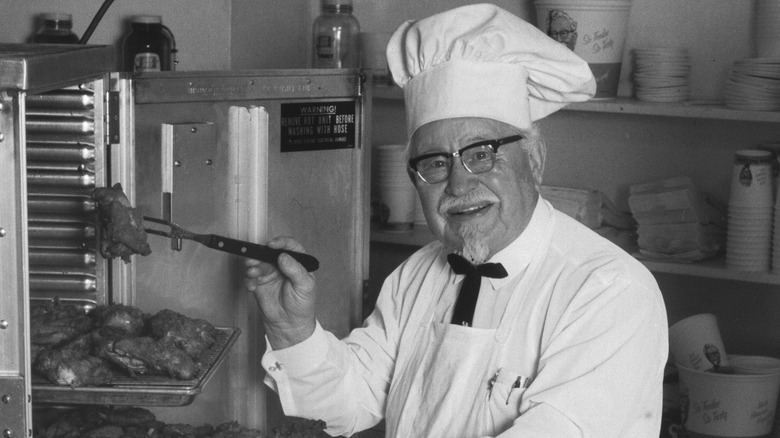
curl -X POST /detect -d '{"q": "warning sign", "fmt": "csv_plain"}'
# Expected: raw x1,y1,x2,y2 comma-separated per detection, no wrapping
280,100,357,152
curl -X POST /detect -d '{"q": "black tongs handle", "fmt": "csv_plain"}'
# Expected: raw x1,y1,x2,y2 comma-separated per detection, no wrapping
205,234,320,272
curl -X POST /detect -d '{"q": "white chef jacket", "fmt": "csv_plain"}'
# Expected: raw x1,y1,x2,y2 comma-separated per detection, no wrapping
262,198,669,437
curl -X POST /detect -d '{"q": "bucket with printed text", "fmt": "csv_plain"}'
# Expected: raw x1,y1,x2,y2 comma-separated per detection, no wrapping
677,358,780,437
534,0,632,99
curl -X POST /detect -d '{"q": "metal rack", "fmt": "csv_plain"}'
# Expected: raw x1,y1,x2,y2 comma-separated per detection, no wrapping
32,326,240,407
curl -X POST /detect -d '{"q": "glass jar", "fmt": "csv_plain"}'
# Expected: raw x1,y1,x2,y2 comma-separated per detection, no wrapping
312,0,360,69
33,13,79,44
122,15,173,72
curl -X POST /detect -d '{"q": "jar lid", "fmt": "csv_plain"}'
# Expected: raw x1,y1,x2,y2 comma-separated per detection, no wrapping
132,15,163,24
41,13,73,22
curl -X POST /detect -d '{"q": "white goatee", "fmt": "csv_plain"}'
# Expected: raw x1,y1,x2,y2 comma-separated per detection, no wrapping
458,223,489,264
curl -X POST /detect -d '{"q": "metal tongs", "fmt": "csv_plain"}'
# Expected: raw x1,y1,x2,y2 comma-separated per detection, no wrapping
143,216,320,272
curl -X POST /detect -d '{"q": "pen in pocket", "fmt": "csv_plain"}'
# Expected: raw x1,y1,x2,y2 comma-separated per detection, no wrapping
505,375,532,405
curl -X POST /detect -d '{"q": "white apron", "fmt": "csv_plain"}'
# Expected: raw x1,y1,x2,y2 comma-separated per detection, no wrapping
384,235,548,438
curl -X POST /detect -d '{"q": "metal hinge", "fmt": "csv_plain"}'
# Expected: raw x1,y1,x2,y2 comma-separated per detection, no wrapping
106,91,120,144
358,72,367,97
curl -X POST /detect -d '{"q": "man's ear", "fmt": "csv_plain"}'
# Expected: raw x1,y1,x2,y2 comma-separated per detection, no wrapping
527,138,546,188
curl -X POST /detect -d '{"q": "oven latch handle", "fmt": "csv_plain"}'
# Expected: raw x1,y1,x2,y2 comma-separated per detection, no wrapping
106,91,120,145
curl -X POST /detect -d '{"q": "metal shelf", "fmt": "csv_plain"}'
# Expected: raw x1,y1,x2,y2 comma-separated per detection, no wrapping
373,85,780,123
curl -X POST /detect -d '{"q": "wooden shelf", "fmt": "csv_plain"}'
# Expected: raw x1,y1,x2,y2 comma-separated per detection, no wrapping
371,226,780,286
565,99,780,123
372,85,780,124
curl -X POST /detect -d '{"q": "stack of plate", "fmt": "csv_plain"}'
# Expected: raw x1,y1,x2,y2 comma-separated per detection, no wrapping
756,0,780,58
632,48,691,103
724,58,780,111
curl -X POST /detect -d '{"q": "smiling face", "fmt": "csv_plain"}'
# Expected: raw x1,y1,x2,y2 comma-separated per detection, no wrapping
409,117,545,263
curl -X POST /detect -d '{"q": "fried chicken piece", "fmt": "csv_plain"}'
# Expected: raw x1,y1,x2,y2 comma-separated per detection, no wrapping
30,300,94,348
40,406,109,438
104,406,157,428
123,424,166,438
272,418,327,438
160,423,214,438
91,303,146,336
82,425,124,438
34,343,114,387
100,336,198,380
93,183,151,263
148,309,218,360
211,421,265,438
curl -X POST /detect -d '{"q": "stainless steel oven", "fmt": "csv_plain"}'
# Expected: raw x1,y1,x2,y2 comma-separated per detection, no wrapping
0,43,369,435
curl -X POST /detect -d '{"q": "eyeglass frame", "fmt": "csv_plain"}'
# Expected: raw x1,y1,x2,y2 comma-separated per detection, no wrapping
407,134,524,184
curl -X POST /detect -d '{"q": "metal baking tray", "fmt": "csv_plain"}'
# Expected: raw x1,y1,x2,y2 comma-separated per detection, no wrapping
32,326,240,406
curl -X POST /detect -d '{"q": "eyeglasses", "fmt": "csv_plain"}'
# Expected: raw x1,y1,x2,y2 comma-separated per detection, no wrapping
408,135,524,184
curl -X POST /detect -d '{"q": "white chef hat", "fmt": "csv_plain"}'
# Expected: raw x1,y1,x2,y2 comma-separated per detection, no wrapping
386,3,596,138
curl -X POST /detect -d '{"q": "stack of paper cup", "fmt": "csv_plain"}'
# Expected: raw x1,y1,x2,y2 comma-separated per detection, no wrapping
756,0,780,58
374,144,416,231
726,150,774,272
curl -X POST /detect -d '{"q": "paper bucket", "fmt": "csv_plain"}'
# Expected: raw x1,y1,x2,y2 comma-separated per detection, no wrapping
669,314,730,371
677,363,780,437
534,0,632,99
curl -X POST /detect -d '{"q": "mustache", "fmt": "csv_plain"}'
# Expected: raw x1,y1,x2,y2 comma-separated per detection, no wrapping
438,191,499,215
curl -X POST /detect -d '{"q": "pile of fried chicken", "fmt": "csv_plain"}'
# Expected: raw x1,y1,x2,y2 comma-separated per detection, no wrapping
31,300,218,387
34,406,327,438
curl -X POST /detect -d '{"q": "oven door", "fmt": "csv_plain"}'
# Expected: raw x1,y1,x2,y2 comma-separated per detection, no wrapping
0,43,115,438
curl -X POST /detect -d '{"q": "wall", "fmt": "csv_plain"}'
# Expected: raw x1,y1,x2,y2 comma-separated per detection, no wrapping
229,0,530,70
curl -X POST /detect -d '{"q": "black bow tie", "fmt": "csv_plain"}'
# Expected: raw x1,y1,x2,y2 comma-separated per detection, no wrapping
447,253,508,327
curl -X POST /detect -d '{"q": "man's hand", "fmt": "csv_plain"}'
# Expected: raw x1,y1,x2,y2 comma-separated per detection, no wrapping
244,237,317,349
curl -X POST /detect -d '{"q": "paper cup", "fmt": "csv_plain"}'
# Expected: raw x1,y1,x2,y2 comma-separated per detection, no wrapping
677,363,780,437
729,150,774,208
669,314,729,371
534,0,632,99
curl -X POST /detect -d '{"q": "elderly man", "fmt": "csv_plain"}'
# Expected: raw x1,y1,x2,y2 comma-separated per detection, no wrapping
244,4,668,437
